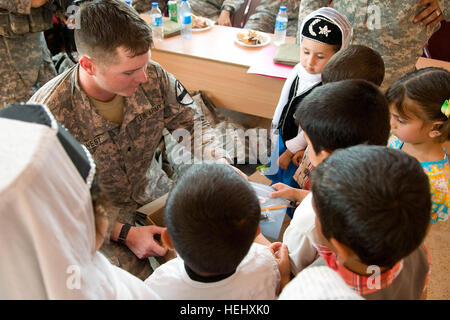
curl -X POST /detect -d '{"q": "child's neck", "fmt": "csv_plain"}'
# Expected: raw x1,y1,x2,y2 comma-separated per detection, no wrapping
343,258,389,277
402,140,446,163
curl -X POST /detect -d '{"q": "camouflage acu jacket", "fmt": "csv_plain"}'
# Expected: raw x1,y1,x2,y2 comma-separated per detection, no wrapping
0,1,56,107
132,0,244,20
29,61,230,224
244,0,300,37
296,0,447,88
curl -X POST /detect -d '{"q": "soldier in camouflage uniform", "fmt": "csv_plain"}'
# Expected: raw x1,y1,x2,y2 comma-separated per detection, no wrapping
132,0,244,26
244,0,300,37
30,0,232,280
296,0,447,89
0,0,57,108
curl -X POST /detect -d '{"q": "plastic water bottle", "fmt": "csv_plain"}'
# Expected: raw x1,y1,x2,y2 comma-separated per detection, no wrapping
150,2,164,42
179,0,192,40
274,6,288,46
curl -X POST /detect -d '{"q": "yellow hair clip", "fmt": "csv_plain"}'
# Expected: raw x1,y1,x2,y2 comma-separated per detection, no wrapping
441,100,450,118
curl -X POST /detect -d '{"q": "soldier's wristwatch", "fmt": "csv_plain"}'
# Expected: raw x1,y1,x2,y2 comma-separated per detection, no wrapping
117,223,132,245
222,5,234,14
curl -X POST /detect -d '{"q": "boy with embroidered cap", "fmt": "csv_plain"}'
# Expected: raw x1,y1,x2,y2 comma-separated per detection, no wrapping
266,7,352,190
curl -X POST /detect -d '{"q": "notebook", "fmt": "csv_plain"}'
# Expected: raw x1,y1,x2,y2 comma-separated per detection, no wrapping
273,43,300,66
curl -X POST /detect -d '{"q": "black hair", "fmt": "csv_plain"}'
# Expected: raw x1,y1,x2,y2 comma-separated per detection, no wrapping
295,79,390,154
311,145,431,268
386,67,450,142
164,164,261,275
322,45,385,86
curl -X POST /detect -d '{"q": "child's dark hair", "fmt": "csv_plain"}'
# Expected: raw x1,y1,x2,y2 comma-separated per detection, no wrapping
322,45,385,86
311,145,431,268
295,79,390,154
164,164,261,275
386,67,450,142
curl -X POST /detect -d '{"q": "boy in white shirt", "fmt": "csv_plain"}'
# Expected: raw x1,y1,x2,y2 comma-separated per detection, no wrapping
278,79,390,274
145,164,290,299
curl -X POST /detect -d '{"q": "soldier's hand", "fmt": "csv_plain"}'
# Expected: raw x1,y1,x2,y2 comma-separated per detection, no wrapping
215,158,248,180
31,0,49,8
413,0,444,28
126,225,168,259
216,10,232,26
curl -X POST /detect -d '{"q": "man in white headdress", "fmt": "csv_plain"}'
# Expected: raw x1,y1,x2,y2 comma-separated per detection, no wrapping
0,103,160,299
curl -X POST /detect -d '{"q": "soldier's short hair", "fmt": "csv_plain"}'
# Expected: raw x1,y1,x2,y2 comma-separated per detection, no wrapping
75,0,152,63
322,45,385,86
164,164,261,275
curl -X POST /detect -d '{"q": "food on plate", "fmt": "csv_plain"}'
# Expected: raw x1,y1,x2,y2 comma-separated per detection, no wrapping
192,15,209,29
236,30,264,45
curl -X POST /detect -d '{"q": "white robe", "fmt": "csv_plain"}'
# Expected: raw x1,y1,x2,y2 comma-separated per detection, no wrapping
0,118,160,299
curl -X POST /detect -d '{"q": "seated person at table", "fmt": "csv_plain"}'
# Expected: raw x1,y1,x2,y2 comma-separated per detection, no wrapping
292,44,386,190
387,67,450,224
266,7,351,190
244,0,299,36
132,0,244,27
29,0,235,280
310,145,430,299
279,80,390,275
144,164,290,299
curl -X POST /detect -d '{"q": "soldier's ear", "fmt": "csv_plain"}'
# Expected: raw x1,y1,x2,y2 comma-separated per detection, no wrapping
79,55,96,76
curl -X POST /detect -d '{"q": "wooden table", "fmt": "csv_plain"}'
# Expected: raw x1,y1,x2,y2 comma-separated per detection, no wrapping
148,23,295,119
416,57,450,71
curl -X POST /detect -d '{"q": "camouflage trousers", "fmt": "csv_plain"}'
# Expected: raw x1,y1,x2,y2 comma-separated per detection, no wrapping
0,32,56,108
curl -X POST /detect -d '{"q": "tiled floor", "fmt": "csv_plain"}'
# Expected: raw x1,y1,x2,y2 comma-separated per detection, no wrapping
424,220,449,299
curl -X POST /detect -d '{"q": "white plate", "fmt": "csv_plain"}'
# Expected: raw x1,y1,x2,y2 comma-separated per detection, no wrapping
192,17,214,32
235,31,271,48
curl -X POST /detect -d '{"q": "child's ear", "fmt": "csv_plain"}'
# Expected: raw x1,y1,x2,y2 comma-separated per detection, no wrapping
330,238,353,265
161,228,174,249
317,150,331,163
255,224,261,237
429,121,444,139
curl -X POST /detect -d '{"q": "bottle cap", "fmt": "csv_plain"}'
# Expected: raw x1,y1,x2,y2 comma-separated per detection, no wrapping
152,2,158,7
280,6,286,11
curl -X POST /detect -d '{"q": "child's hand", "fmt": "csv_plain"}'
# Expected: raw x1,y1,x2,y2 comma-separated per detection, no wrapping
270,183,310,205
278,150,294,170
269,242,290,291
292,150,305,167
